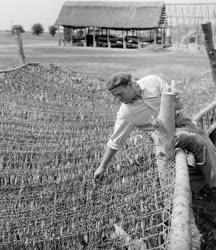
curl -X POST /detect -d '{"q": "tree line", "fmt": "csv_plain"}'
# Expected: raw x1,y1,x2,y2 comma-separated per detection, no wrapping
11,24,57,36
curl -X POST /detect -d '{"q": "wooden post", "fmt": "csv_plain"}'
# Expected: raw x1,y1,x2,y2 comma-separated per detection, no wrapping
15,31,26,65
70,27,73,46
93,27,96,47
58,26,61,46
163,27,167,47
84,28,87,47
154,28,157,44
169,9,174,46
161,28,164,46
151,90,176,186
122,29,126,49
138,30,141,49
107,29,111,48
201,22,216,89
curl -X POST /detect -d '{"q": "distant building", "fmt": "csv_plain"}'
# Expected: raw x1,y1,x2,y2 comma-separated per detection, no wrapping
55,1,168,48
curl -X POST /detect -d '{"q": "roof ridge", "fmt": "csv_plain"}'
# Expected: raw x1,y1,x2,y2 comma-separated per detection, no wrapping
64,1,165,7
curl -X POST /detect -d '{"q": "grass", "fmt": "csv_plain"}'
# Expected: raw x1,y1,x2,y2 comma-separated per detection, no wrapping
0,31,215,118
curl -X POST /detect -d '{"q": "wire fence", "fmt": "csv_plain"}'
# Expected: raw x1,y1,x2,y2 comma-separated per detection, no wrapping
166,2,216,47
0,64,175,249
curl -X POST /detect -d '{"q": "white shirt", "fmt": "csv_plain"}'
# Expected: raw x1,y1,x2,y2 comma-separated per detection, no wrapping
107,75,169,150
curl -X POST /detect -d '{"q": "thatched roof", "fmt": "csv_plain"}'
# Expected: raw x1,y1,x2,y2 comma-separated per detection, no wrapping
55,1,166,29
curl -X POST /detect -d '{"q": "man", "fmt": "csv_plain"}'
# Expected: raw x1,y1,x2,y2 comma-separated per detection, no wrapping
94,73,216,193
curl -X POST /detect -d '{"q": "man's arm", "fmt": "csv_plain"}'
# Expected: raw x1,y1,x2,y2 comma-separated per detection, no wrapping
94,146,117,181
94,105,135,182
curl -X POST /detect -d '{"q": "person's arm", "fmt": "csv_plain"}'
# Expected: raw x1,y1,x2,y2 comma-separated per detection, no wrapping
94,109,135,181
94,146,117,181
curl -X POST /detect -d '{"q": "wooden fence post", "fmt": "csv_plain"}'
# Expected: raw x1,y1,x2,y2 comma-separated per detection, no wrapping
201,22,216,89
16,31,26,65
151,90,176,186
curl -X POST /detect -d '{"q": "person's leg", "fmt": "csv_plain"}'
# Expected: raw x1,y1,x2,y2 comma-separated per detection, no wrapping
188,165,207,193
176,133,209,192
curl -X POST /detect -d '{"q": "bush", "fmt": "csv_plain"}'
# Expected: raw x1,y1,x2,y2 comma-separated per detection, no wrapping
49,25,57,37
11,25,25,35
32,23,44,36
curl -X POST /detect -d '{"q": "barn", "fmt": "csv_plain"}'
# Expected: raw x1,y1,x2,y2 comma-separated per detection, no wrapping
55,1,168,48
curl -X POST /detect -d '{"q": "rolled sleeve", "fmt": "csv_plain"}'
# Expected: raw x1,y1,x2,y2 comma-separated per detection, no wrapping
138,75,169,98
158,77,169,93
151,75,169,95
107,114,134,150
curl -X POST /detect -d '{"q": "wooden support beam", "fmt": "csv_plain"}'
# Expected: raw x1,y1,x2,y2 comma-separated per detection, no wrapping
201,22,216,89
58,26,61,47
16,31,26,64
161,28,166,47
122,30,126,49
138,30,141,49
70,27,73,46
93,27,96,47
84,28,87,47
154,28,157,44
107,29,111,48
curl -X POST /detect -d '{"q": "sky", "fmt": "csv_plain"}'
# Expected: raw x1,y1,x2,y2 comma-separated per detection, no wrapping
0,0,215,31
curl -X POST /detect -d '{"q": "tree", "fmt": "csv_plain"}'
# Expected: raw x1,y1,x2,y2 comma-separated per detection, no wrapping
49,25,57,37
11,25,25,35
32,23,44,36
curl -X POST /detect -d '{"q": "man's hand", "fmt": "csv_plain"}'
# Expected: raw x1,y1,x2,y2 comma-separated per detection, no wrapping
175,93,183,111
94,147,117,183
94,166,106,182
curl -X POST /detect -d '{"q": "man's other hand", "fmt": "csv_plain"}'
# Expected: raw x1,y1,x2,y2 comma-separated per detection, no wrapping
94,166,106,182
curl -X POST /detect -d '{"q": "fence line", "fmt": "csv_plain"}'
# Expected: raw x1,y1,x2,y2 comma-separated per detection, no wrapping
166,3,216,47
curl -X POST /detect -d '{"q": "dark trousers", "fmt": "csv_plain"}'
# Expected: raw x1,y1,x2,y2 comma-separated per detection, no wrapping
176,132,216,192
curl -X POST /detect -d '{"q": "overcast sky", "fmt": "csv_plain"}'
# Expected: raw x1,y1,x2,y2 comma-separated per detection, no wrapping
0,0,215,31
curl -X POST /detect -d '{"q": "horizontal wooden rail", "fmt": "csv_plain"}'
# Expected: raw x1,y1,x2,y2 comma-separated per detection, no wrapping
168,148,192,250
207,122,216,135
193,100,216,122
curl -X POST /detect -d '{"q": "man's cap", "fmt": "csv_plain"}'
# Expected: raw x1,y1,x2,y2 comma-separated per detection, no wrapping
106,73,132,90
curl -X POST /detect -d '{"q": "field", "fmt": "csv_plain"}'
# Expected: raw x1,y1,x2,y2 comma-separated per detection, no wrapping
0,31,211,77
0,31,216,249
0,31,215,117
